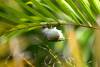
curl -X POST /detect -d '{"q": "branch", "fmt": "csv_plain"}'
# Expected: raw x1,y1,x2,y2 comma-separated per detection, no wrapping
0,20,98,37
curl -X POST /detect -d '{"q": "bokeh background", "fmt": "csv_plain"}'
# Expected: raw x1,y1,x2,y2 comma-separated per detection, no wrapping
0,0,100,67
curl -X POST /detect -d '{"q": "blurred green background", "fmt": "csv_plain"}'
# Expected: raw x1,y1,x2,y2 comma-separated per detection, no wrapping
0,0,100,67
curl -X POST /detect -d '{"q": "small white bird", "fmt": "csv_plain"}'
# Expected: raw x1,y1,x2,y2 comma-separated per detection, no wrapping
42,27,65,41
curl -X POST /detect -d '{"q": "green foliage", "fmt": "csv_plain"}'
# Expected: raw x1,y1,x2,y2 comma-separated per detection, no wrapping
0,0,100,67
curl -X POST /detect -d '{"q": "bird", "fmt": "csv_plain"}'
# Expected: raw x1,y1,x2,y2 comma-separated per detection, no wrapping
42,27,65,41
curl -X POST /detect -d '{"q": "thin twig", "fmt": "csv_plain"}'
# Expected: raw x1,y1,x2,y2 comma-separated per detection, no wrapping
23,58,35,67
